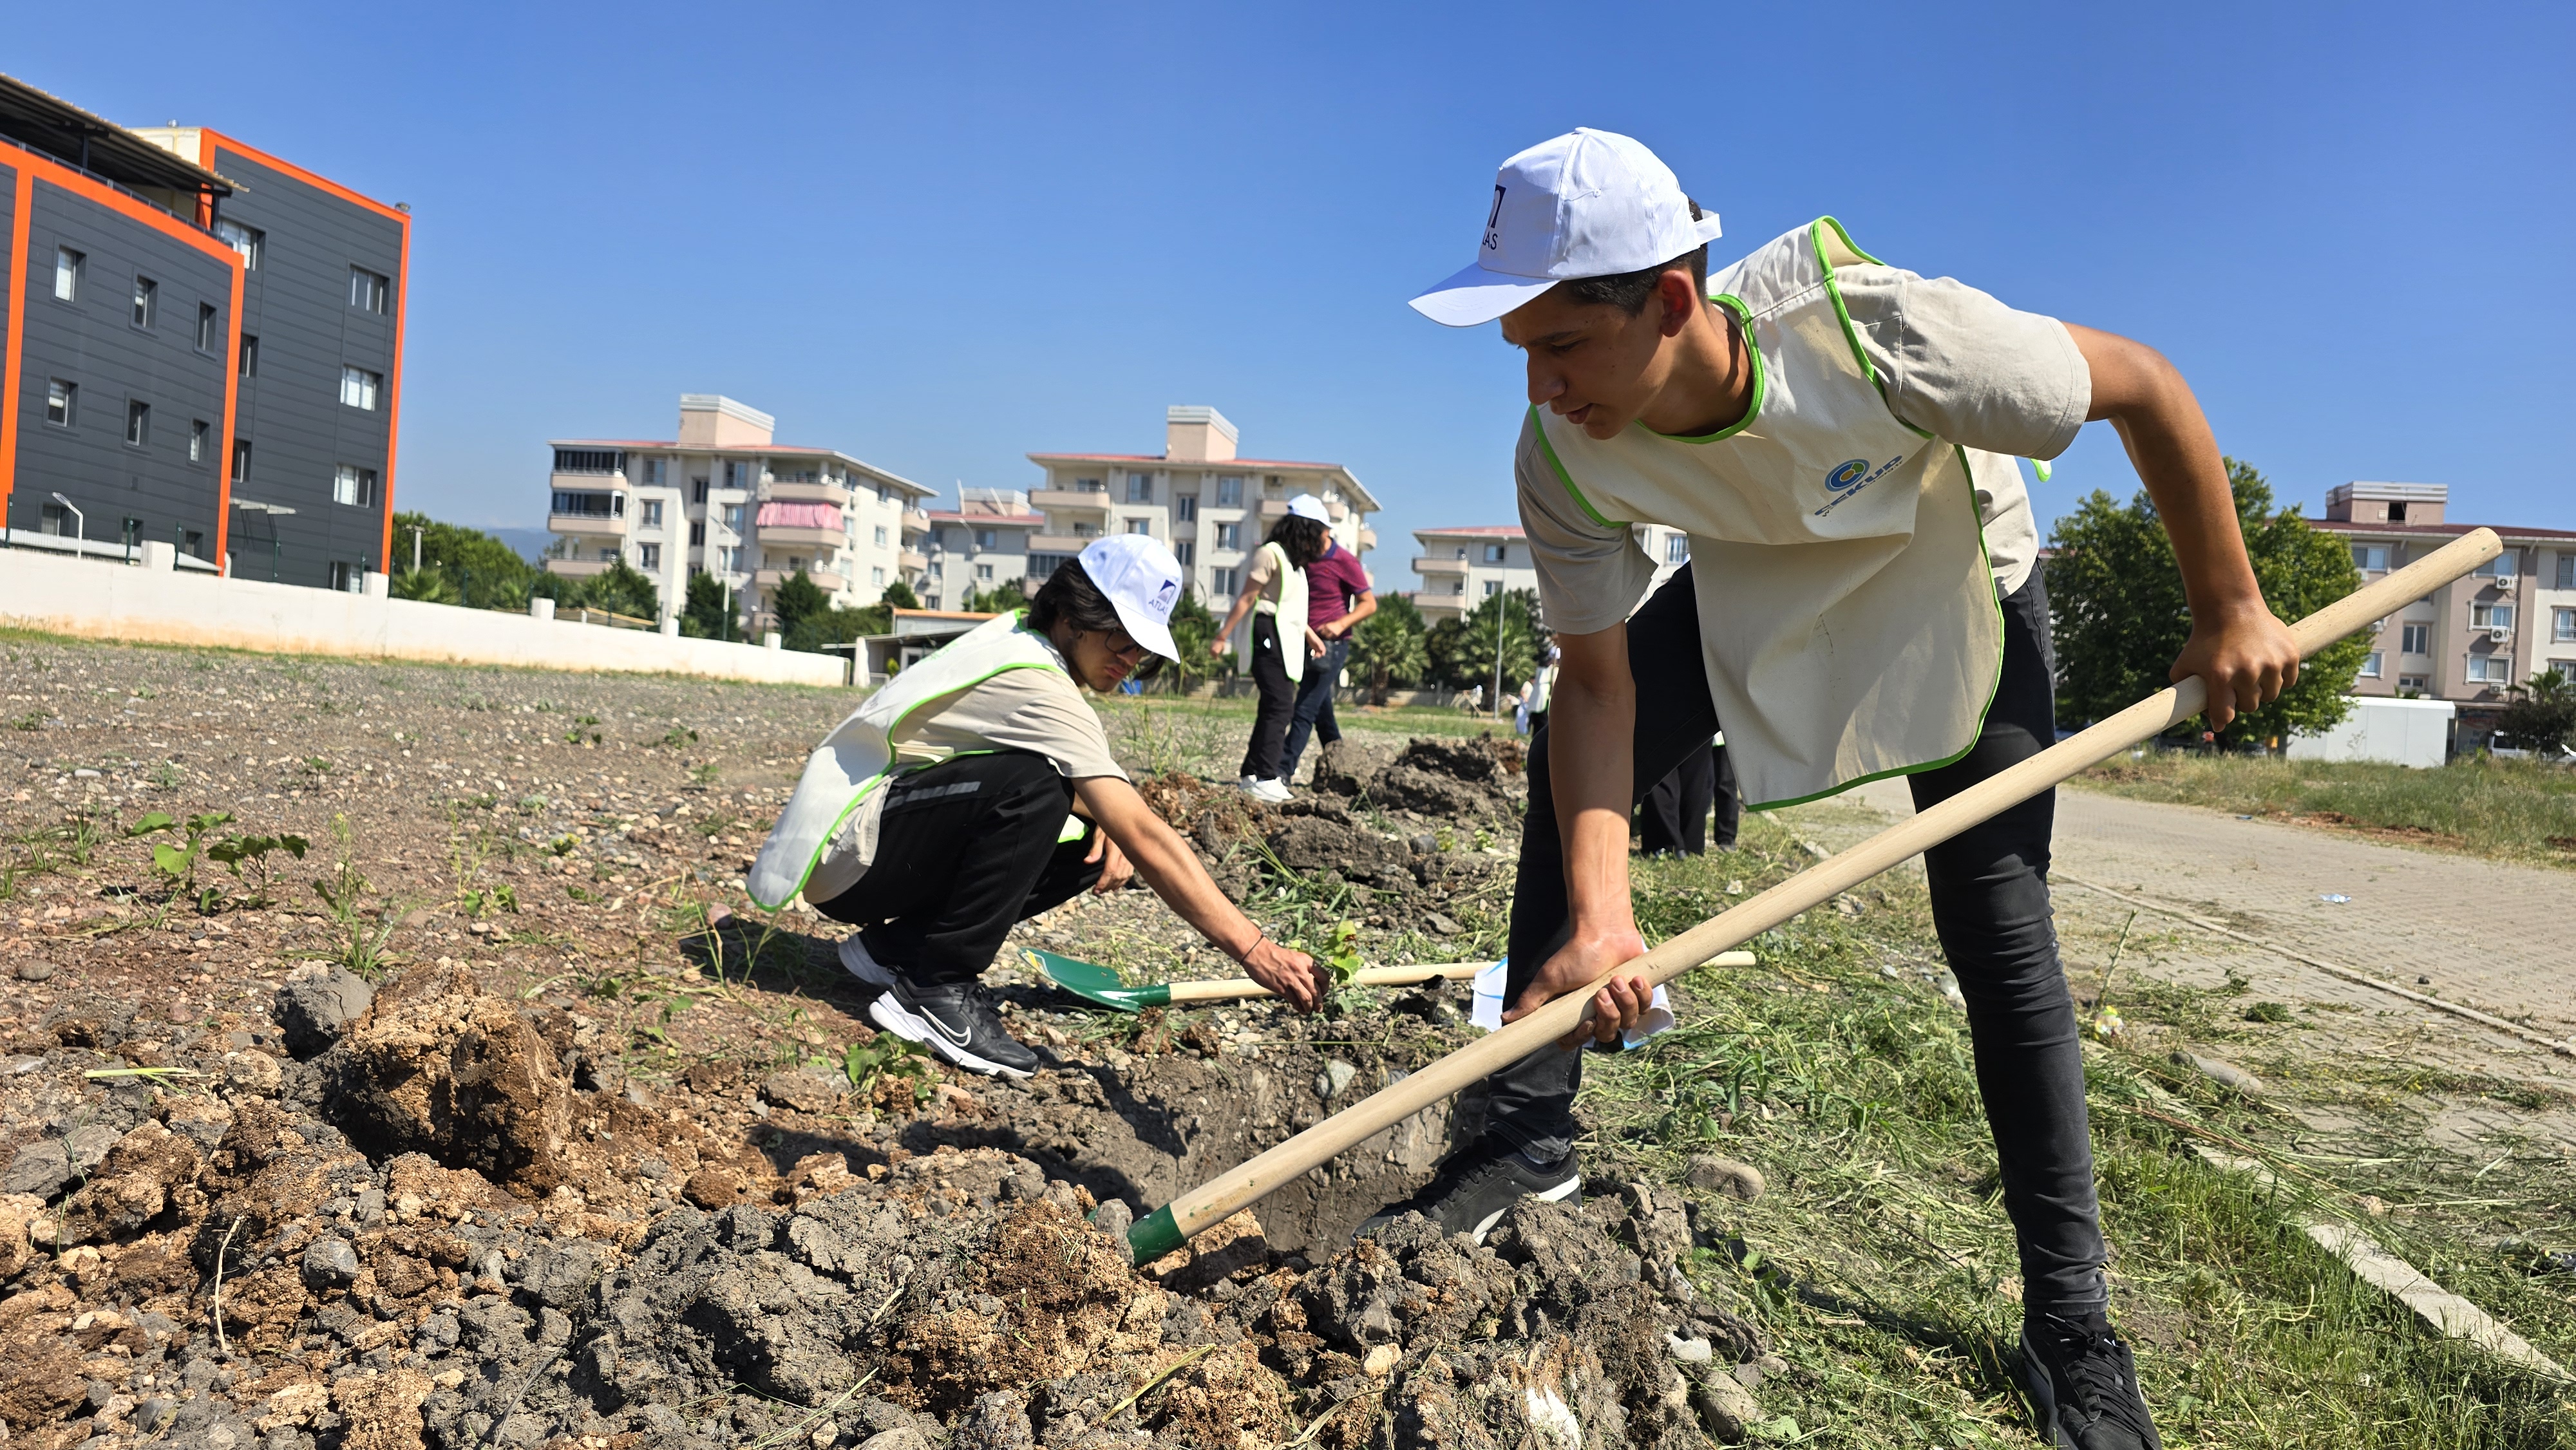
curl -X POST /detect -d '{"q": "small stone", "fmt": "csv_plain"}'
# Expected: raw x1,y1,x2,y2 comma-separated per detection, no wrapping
858,1431,933,1450
760,1068,848,1115
1317,1060,1358,1101
13,959,57,983
2359,1194,2389,1216
272,970,374,1057
134,1397,176,1433
1667,1332,1714,1364
3,1139,71,1198
1407,833,1439,855
1425,913,1463,936
1090,1198,1133,1245
1686,1155,1765,1202
2178,1051,2265,1096
1362,1342,1399,1376
300,1236,361,1290
1693,1371,1765,1441
354,1188,387,1223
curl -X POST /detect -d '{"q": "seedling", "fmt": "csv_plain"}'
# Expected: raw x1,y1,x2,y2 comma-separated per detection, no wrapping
657,727,699,748
550,834,580,857
128,809,232,903
310,815,401,979
844,1035,934,1105
205,830,308,909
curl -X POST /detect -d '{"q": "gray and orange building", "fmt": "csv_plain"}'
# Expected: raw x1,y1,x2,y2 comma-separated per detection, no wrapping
0,71,406,590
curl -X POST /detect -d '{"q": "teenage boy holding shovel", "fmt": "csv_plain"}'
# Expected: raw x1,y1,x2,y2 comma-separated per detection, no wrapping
1367,128,2298,1450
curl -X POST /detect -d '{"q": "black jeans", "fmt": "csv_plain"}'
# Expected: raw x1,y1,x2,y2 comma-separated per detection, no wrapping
1239,613,1296,782
1636,742,1741,854
1282,637,1350,782
1489,562,2106,1313
812,751,1102,985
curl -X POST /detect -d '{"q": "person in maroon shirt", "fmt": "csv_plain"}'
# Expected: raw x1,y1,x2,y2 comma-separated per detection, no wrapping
1282,495,1376,783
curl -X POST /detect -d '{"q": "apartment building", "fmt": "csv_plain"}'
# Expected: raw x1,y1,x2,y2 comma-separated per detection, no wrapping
0,71,408,590
1024,406,1380,622
1410,525,1537,623
919,487,1044,610
543,395,932,628
2308,482,2576,711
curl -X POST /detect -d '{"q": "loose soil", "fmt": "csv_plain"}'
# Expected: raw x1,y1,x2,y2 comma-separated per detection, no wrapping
0,639,1779,1449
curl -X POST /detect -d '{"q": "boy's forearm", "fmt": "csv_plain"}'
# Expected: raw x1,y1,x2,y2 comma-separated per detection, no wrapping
1548,665,1638,935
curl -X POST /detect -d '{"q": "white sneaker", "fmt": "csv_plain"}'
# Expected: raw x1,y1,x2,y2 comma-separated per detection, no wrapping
838,934,896,988
1250,778,1292,804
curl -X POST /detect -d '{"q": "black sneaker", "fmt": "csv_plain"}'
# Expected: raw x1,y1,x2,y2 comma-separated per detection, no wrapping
1355,1139,1582,1244
866,977,1041,1080
2016,1310,2163,1450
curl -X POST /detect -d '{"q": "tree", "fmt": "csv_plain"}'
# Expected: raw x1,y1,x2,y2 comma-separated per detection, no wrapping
388,567,457,604
1429,588,1544,697
2047,458,2365,746
390,511,545,610
960,581,1029,614
679,572,737,640
582,558,661,622
769,570,831,640
1157,588,1224,690
880,579,922,611
1350,592,1430,704
2501,671,2576,754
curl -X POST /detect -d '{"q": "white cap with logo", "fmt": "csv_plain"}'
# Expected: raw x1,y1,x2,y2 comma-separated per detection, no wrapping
1285,493,1331,522
1077,534,1184,662
1409,127,1722,328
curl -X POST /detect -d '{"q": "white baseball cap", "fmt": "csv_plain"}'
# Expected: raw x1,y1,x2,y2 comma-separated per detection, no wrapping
1077,534,1184,662
1409,128,1722,328
1285,493,1331,522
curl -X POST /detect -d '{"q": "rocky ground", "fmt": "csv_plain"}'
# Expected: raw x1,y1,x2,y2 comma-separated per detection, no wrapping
0,640,1792,1449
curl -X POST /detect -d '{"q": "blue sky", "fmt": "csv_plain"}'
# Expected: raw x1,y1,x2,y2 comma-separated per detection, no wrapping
21,1,2573,587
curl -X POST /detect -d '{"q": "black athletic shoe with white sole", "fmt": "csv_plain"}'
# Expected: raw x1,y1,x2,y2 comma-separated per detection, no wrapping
2016,1311,2163,1450
1355,1139,1582,1243
866,977,1041,1080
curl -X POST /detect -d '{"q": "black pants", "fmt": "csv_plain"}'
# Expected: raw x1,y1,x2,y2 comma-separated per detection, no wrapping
812,751,1102,984
1490,563,2105,1313
1239,613,1296,781
1637,742,1741,854
1283,637,1350,782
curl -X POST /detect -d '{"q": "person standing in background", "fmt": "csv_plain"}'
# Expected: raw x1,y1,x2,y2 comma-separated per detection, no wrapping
1213,507,1331,802
1281,494,1376,784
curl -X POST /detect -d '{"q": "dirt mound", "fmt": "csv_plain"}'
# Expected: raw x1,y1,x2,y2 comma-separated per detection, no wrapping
322,964,580,1194
1314,733,1526,826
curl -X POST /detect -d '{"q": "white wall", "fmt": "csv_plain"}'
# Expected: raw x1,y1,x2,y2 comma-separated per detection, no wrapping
0,548,844,687
2287,696,2456,768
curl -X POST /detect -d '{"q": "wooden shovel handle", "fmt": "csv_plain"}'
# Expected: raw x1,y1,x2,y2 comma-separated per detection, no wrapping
1129,528,2504,1261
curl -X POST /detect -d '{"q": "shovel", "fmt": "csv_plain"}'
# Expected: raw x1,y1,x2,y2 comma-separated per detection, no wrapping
1022,946,1482,1012
1121,529,2506,1264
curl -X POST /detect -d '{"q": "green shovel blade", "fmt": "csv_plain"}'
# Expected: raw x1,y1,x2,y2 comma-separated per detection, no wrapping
1021,946,1173,1012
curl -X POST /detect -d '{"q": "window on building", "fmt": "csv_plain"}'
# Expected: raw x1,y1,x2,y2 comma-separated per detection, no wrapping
2553,659,2576,683
873,525,888,546
130,276,156,328
53,248,82,301
872,567,887,586
1175,495,1198,523
1665,534,1689,564
2475,554,2518,585
328,562,363,593
2401,623,2430,654
723,504,744,531
2556,607,2576,643
231,439,251,482
2556,552,2576,588
639,500,663,527
1126,519,1151,536
1174,541,1195,567
1484,543,1508,563
688,521,706,547
37,504,70,537
2351,543,2390,572
1074,476,1103,493
184,530,204,560
1484,579,1502,596
349,267,390,314
215,220,262,270
1127,473,1153,503
976,563,994,580
638,543,661,570
551,451,626,479
2358,652,2382,678
2466,654,2512,685
1264,475,1282,494
1213,567,1238,596
340,366,381,410
190,419,210,465
2398,673,2429,693
1215,522,1240,550
976,529,998,550
717,545,740,572
1450,581,1466,595
335,466,378,507
1216,476,1243,507
238,334,258,377
196,303,218,352
551,490,621,518
1073,523,1101,539
598,546,620,563
723,461,750,489
2471,602,2515,630
692,478,710,504
125,399,149,447
639,457,667,485
44,380,75,428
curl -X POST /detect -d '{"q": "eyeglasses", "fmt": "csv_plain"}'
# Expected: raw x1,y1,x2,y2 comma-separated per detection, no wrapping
1099,628,1145,663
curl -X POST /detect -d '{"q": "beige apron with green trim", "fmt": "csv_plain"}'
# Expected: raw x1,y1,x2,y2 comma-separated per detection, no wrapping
749,610,1068,908
1251,540,1309,684
1531,218,2010,809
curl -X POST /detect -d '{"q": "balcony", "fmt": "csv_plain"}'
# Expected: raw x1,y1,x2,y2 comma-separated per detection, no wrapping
1413,554,1469,576
902,508,933,537
1032,488,1110,514
766,478,853,507
543,558,612,579
1258,498,1289,520
1030,533,1098,554
899,549,928,572
756,523,844,550
549,511,629,538
1357,526,1377,551
757,565,846,593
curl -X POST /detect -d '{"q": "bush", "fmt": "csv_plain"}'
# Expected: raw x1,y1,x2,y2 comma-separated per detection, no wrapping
1351,592,1430,703
2501,672,2576,754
